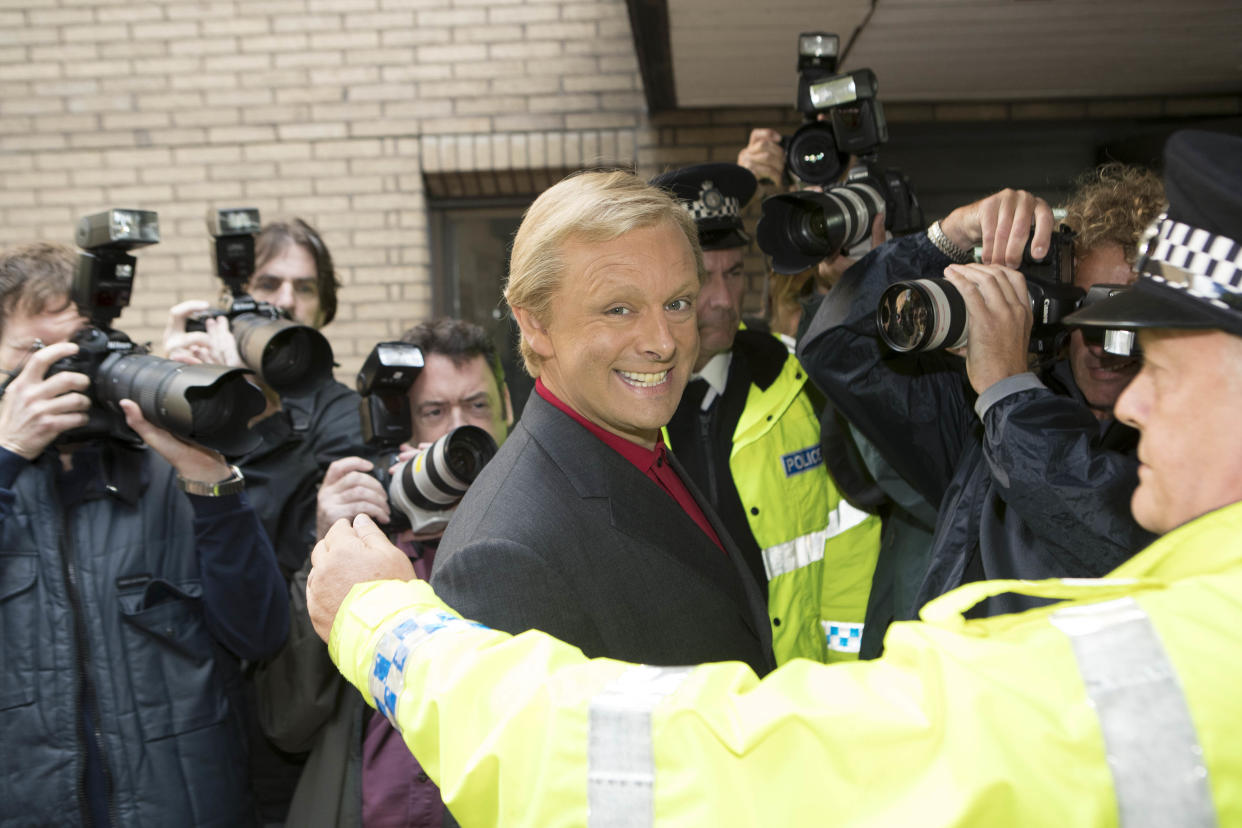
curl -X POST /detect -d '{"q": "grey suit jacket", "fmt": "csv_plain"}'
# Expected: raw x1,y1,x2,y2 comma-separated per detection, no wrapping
431,391,775,676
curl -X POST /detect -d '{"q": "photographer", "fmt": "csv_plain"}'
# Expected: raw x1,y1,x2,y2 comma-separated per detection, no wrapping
164,217,363,579
0,241,287,825
797,165,1165,618
256,318,510,828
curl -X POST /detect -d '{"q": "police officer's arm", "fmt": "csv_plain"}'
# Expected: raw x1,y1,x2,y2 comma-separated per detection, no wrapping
309,516,1150,828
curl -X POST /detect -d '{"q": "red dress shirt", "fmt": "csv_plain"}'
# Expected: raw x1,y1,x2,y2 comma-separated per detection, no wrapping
535,379,724,552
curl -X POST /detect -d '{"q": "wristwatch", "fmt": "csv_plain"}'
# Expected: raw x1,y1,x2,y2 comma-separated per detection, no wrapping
177,464,245,496
927,220,975,264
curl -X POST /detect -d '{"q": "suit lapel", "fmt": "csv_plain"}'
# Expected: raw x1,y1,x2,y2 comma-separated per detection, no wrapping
521,393,772,649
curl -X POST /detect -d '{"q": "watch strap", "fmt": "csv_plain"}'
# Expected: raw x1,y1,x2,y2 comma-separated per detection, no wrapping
928,220,975,264
177,464,245,497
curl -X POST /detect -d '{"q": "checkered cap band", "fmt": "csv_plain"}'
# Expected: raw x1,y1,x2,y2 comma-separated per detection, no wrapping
1142,217,1242,311
682,180,741,224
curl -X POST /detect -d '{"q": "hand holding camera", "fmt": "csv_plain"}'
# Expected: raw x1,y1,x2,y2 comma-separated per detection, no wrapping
941,263,1034,394
0,341,91,460
163,299,244,369
940,188,1056,268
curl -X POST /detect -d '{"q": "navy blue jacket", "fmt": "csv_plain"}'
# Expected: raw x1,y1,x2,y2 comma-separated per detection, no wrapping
0,442,287,826
798,233,1156,618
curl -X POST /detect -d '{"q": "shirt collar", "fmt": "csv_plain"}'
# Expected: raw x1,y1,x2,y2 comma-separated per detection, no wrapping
534,378,664,472
690,350,731,410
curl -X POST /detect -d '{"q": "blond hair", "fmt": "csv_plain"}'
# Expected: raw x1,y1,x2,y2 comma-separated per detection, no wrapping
505,169,704,376
1061,162,1166,264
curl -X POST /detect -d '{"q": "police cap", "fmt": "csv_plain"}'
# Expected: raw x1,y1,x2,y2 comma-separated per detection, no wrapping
650,163,757,251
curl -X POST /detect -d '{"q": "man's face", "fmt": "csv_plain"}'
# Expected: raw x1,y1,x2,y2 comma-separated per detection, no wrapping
1114,328,1242,535
0,303,87,373
246,242,323,329
517,220,700,448
407,352,511,447
1069,243,1141,418
695,246,746,370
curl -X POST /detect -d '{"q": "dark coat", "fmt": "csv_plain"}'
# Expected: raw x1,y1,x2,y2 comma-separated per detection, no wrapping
431,391,775,676
798,232,1156,619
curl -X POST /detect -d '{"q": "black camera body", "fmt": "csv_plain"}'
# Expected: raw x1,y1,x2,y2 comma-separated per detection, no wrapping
875,228,1099,355
45,209,266,455
197,207,335,396
354,340,496,535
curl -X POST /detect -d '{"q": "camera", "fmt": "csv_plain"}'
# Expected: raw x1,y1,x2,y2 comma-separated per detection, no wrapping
355,340,497,534
783,32,888,187
186,207,335,396
757,162,923,274
46,209,266,455
375,425,498,535
874,227,1134,356
756,32,922,274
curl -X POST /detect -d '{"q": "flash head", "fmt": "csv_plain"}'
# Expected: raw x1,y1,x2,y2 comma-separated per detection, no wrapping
797,32,839,73
76,209,159,251
356,342,425,397
208,207,261,238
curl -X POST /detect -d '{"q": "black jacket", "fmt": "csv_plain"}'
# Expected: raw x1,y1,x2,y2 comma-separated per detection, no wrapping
798,233,1156,618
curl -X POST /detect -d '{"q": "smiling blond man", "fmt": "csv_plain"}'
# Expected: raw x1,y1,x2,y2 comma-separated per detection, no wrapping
425,170,775,677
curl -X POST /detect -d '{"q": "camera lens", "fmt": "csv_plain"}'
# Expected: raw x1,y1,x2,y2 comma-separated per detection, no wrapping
387,425,499,534
757,181,885,275
787,122,845,186
231,313,334,395
876,279,968,352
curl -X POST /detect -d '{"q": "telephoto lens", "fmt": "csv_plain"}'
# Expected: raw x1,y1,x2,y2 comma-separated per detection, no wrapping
875,279,969,353
756,181,885,274
230,312,334,395
785,122,846,187
387,424,499,536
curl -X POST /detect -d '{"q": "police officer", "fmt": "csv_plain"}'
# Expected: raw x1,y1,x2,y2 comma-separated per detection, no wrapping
653,163,881,663
307,129,1242,826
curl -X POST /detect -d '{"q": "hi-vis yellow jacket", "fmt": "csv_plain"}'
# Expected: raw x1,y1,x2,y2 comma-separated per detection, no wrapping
666,342,882,664
331,501,1242,828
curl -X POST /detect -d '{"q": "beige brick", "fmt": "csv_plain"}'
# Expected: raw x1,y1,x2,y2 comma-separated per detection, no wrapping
273,14,343,33
277,121,349,140
276,85,343,104
420,115,491,135
29,43,98,63
0,207,72,228
132,22,201,40
27,7,94,25
313,138,384,159
3,28,57,47
172,73,238,91
488,4,559,23
563,2,626,21
0,114,32,135
67,131,137,149
73,167,140,187
1,62,61,81
205,88,275,107
242,142,310,162
201,17,271,37
2,96,64,116
240,34,309,53
203,54,272,74
96,5,166,22
346,83,414,103
418,78,490,100
343,48,412,66
309,30,379,50
210,161,278,181
488,41,561,60
279,159,350,178
382,64,452,83
565,36,631,56
146,128,209,146
104,147,173,168
37,186,108,206
455,96,528,116
315,175,383,195
312,101,382,121
309,66,378,86
134,57,201,76
600,55,639,74
169,37,238,57
243,105,311,125
173,107,242,128
274,50,345,68
599,91,643,111
454,24,525,44
345,10,413,29
0,190,37,209
165,2,235,20
452,61,515,80
417,7,486,26
418,43,488,63
207,125,277,143
140,164,212,185
33,78,99,98
101,111,172,130
106,183,176,203
5,170,72,190
490,75,561,96
527,22,597,41
99,75,170,94
0,46,28,64
529,93,598,113
351,118,422,138
277,195,351,213
530,56,598,77
565,111,640,131
596,17,632,38
176,180,245,201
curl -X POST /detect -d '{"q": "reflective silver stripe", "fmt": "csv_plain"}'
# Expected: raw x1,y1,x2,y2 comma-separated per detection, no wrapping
1050,598,1216,828
762,500,871,580
588,665,692,828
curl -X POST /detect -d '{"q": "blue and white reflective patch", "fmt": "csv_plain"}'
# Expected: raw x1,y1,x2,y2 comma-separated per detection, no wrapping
823,621,863,653
368,610,487,730
781,444,823,477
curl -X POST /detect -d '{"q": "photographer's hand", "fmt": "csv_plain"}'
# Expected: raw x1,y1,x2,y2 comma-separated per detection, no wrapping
307,514,416,643
163,300,245,368
316,456,391,541
119,398,233,485
942,263,1033,395
738,128,786,188
939,188,1055,269
0,342,91,460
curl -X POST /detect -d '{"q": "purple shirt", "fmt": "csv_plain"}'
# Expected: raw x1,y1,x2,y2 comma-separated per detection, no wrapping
360,539,444,828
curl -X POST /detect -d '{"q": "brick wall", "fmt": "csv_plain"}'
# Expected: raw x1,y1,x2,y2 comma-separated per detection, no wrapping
2,0,1238,379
